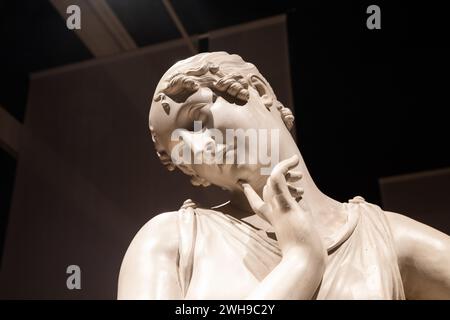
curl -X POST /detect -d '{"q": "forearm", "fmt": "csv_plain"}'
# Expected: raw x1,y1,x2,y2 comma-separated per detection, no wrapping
246,248,325,300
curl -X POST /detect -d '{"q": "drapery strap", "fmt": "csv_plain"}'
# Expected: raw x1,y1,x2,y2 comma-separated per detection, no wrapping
177,199,197,297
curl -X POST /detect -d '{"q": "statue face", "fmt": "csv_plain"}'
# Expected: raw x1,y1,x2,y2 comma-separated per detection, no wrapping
150,83,286,192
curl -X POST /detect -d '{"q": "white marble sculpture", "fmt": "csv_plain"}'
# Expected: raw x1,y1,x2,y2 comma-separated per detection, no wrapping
118,52,450,299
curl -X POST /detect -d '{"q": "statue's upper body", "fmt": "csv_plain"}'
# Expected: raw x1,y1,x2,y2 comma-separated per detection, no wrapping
118,52,450,299
118,198,450,299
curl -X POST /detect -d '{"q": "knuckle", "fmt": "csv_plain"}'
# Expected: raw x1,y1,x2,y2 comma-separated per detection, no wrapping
270,168,281,178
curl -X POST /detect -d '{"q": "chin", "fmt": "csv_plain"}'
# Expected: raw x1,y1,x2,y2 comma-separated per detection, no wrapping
248,173,269,191
233,164,267,187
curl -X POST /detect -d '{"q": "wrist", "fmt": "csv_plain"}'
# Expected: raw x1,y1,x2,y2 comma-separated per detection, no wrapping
282,245,327,268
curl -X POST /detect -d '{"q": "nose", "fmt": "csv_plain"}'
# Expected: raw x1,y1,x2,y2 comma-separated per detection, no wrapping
180,130,216,163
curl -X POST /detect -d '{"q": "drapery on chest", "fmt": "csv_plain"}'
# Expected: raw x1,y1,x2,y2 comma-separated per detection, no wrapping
178,199,404,300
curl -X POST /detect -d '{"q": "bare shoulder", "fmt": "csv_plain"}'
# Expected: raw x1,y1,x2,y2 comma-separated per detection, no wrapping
118,211,181,299
385,211,450,299
124,211,180,256
385,211,450,263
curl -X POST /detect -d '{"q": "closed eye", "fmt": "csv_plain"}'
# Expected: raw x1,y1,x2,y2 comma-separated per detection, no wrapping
187,102,208,119
187,103,209,131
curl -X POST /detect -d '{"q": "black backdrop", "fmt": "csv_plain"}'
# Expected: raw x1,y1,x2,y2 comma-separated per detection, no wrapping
286,2,450,205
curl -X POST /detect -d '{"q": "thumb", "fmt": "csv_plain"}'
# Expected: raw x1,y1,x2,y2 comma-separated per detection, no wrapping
241,183,270,223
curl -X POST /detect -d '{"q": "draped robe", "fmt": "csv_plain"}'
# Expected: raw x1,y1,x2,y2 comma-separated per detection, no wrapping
176,196,405,299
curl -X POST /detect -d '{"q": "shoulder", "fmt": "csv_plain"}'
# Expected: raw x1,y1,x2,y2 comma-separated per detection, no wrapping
137,211,180,237
125,211,180,256
385,211,450,263
385,211,450,298
118,211,182,299
118,211,180,283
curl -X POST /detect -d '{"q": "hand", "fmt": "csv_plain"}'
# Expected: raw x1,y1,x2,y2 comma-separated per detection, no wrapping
241,155,326,260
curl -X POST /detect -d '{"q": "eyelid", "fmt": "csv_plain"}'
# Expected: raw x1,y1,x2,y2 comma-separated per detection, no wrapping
187,102,208,121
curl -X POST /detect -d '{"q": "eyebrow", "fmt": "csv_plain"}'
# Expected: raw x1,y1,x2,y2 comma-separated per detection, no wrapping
168,88,198,104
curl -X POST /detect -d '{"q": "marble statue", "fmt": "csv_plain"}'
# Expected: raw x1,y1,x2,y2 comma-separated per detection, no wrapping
118,52,450,299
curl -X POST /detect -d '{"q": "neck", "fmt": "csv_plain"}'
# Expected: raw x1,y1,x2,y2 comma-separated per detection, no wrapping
229,134,347,236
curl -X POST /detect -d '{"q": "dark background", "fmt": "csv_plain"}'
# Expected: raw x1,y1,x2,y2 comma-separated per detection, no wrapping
0,0,449,298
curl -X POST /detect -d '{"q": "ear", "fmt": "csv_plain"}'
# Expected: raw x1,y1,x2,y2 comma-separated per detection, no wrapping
249,75,273,109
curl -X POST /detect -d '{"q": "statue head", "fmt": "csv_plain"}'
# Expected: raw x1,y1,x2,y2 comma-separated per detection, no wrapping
149,51,295,191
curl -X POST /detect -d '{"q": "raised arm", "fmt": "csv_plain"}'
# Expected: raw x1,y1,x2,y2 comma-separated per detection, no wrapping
117,211,182,299
386,211,450,299
241,155,327,299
